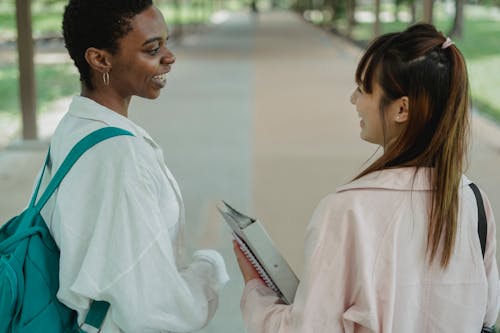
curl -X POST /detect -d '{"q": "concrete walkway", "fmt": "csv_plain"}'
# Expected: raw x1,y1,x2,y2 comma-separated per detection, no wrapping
1,10,500,332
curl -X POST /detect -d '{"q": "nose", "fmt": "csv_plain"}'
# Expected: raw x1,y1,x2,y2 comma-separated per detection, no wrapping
162,48,176,65
350,89,358,105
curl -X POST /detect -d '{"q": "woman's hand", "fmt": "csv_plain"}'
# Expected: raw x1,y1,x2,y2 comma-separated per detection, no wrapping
232,240,263,284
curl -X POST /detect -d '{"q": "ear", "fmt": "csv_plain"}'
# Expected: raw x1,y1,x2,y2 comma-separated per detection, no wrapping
84,47,112,74
394,96,409,124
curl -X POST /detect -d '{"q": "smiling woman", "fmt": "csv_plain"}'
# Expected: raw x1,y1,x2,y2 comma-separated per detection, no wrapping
21,1,229,332
64,3,175,116
234,23,499,333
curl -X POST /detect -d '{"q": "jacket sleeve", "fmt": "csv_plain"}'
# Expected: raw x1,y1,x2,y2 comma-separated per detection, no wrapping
240,193,379,333
51,138,229,332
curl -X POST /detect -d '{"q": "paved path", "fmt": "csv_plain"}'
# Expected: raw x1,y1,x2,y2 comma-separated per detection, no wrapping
1,10,500,332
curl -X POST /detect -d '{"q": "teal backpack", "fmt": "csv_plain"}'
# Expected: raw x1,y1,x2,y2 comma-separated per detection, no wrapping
0,127,134,333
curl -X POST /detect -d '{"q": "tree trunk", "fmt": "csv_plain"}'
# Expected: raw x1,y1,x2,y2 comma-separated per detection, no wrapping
422,0,434,23
16,0,37,140
394,0,399,22
410,0,417,23
374,0,381,37
172,0,183,39
449,0,465,39
346,0,356,37
327,0,339,29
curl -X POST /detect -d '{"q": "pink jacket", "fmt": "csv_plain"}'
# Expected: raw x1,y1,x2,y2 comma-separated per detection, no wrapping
241,167,499,333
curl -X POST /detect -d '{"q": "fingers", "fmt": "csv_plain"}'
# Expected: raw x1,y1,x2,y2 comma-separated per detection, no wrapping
232,240,262,284
233,240,247,268
233,240,245,260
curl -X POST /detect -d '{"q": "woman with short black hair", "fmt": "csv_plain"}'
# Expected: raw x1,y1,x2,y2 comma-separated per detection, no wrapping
36,1,229,331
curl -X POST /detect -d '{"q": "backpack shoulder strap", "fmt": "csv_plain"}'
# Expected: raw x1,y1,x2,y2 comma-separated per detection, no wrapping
80,300,111,332
34,127,134,211
28,151,51,208
469,183,487,258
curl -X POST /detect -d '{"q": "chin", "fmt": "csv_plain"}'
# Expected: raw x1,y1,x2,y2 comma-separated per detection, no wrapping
360,134,378,145
140,90,162,100
150,92,161,99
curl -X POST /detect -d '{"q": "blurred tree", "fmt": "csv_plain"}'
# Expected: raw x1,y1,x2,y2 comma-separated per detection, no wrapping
394,0,416,23
16,0,37,139
295,0,314,12
250,0,259,13
449,0,464,38
330,0,348,28
394,0,403,22
478,0,500,5
38,0,64,5
346,0,356,36
409,0,416,23
171,0,183,39
374,0,381,37
423,0,434,23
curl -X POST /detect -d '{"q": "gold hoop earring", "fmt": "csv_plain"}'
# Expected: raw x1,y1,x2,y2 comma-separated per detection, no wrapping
103,72,110,86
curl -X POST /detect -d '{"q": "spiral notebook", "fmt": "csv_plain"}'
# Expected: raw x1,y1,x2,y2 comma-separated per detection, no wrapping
217,201,299,304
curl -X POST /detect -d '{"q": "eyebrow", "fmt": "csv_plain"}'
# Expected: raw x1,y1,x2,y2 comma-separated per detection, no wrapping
142,36,168,46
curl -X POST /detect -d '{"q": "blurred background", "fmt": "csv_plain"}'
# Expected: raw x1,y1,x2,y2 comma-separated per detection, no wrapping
1,0,500,331
1,0,499,144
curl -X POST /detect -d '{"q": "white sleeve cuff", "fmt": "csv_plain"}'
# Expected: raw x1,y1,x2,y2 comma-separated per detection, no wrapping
193,249,230,290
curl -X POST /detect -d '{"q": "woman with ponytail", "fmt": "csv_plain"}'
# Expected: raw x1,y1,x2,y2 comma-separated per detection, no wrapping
233,23,499,332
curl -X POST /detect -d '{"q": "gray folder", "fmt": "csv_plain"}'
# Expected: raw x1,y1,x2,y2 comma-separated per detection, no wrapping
217,201,299,304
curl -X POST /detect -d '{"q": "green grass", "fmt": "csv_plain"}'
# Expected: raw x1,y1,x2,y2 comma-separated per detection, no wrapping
34,64,79,113
0,63,79,116
162,6,215,26
0,12,17,40
32,11,64,38
0,7,64,40
0,65,20,115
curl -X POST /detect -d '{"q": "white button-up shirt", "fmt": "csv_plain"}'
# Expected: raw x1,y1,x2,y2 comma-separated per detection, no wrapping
241,167,499,333
36,96,229,332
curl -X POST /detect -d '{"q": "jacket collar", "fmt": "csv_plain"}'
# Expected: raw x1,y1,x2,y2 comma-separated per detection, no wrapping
336,167,471,192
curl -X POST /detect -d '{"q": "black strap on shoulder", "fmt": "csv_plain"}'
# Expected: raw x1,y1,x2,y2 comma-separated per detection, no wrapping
469,183,487,258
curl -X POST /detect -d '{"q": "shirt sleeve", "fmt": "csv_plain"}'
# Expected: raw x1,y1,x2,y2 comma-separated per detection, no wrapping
51,137,229,332
240,194,378,333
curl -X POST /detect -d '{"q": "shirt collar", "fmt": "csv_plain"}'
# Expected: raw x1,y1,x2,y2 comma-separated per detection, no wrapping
336,167,471,192
68,95,155,143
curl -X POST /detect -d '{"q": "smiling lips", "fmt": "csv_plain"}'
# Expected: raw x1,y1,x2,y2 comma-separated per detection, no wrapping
152,72,168,87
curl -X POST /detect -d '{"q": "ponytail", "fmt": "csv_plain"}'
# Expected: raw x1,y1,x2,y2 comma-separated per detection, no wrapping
354,24,471,268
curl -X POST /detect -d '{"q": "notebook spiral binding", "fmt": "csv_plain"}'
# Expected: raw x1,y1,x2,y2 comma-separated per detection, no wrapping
233,233,281,295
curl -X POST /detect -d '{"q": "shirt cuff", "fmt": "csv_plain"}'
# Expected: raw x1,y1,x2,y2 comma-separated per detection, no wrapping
193,249,230,290
240,278,277,310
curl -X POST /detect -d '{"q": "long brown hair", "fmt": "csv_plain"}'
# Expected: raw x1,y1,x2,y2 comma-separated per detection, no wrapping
354,24,470,268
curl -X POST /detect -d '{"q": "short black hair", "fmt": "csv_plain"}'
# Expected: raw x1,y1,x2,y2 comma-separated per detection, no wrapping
62,0,153,90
